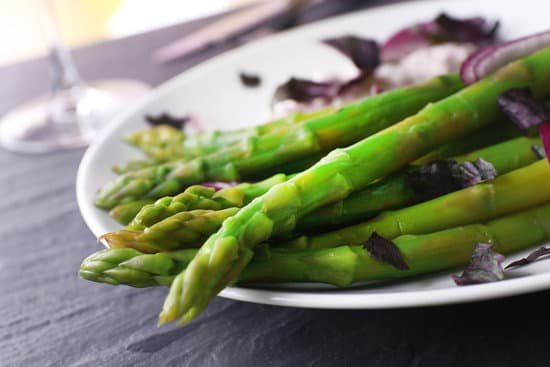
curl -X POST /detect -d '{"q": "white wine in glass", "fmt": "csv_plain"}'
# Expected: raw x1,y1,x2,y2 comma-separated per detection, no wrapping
0,0,150,153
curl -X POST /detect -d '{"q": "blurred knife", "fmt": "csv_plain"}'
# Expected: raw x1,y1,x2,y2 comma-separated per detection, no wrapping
153,0,314,64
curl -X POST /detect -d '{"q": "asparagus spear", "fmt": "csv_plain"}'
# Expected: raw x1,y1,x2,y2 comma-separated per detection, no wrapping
109,125,525,225
295,136,541,232
126,109,333,161
103,208,240,253
110,152,322,226
159,49,550,325
81,203,550,287
284,160,550,249
112,159,166,175
95,74,463,209
413,124,520,164
126,174,292,230
109,199,155,225
102,136,540,250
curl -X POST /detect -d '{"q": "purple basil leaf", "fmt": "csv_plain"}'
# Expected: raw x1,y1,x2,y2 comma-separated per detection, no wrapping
456,158,497,186
145,113,189,130
453,243,505,285
323,36,380,75
434,13,499,44
239,72,262,87
202,181,239,191
364,232,409,270
497,88,550,133
505,246,550,270
405,158,497,201
272,77,340,104
531,144,547,159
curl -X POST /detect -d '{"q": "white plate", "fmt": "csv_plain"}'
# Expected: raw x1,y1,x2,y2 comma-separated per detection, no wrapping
77,0,550,309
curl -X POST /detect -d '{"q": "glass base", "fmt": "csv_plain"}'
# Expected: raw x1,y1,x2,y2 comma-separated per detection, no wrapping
0,79,150,153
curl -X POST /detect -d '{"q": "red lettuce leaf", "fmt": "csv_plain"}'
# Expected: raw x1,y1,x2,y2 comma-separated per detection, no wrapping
453,243,505,285
364,232,409,270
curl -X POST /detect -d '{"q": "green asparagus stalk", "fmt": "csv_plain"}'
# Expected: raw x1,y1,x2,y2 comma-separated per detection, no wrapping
159,49,550,325
110,153,322,226
295,136,541,232
126,173,292,230
109,124,527,225
126,109,334,161
284,160,550,249
126,125,185,161
95,74,464,209
112,159,166,175
109,199,155,225
102,136,541,250
413,124,520,165
80,203,550,287
103,208,239,253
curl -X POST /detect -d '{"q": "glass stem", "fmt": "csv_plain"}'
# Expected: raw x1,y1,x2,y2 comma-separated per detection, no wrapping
41,0,83,92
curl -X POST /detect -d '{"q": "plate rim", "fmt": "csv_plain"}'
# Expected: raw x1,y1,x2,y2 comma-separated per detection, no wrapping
76,0,550,309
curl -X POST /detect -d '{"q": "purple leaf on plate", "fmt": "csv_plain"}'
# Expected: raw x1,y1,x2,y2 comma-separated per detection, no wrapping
404,158,497,201
239,72,262,87
323,36,380,74
272,77,340,103
364,232,409,270
497,88,550,133
145,113,190,130
435,13,499,44
505,246,550,269
453,243,505,285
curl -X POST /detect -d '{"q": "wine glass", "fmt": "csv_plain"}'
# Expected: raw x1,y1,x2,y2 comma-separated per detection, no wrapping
0,0,151,153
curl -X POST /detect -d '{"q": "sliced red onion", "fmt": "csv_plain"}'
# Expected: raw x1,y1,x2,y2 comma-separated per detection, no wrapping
460,30,550,85
540,122,550,162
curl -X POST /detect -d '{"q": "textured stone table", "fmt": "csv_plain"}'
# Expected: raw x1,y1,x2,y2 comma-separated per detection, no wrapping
2,2,550,366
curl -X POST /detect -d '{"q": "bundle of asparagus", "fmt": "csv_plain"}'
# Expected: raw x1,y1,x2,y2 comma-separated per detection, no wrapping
101,136,541,252
94,74,463,209
82,45,550,328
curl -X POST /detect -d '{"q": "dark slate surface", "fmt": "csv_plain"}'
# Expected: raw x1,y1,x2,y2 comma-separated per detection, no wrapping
2,2,550,366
